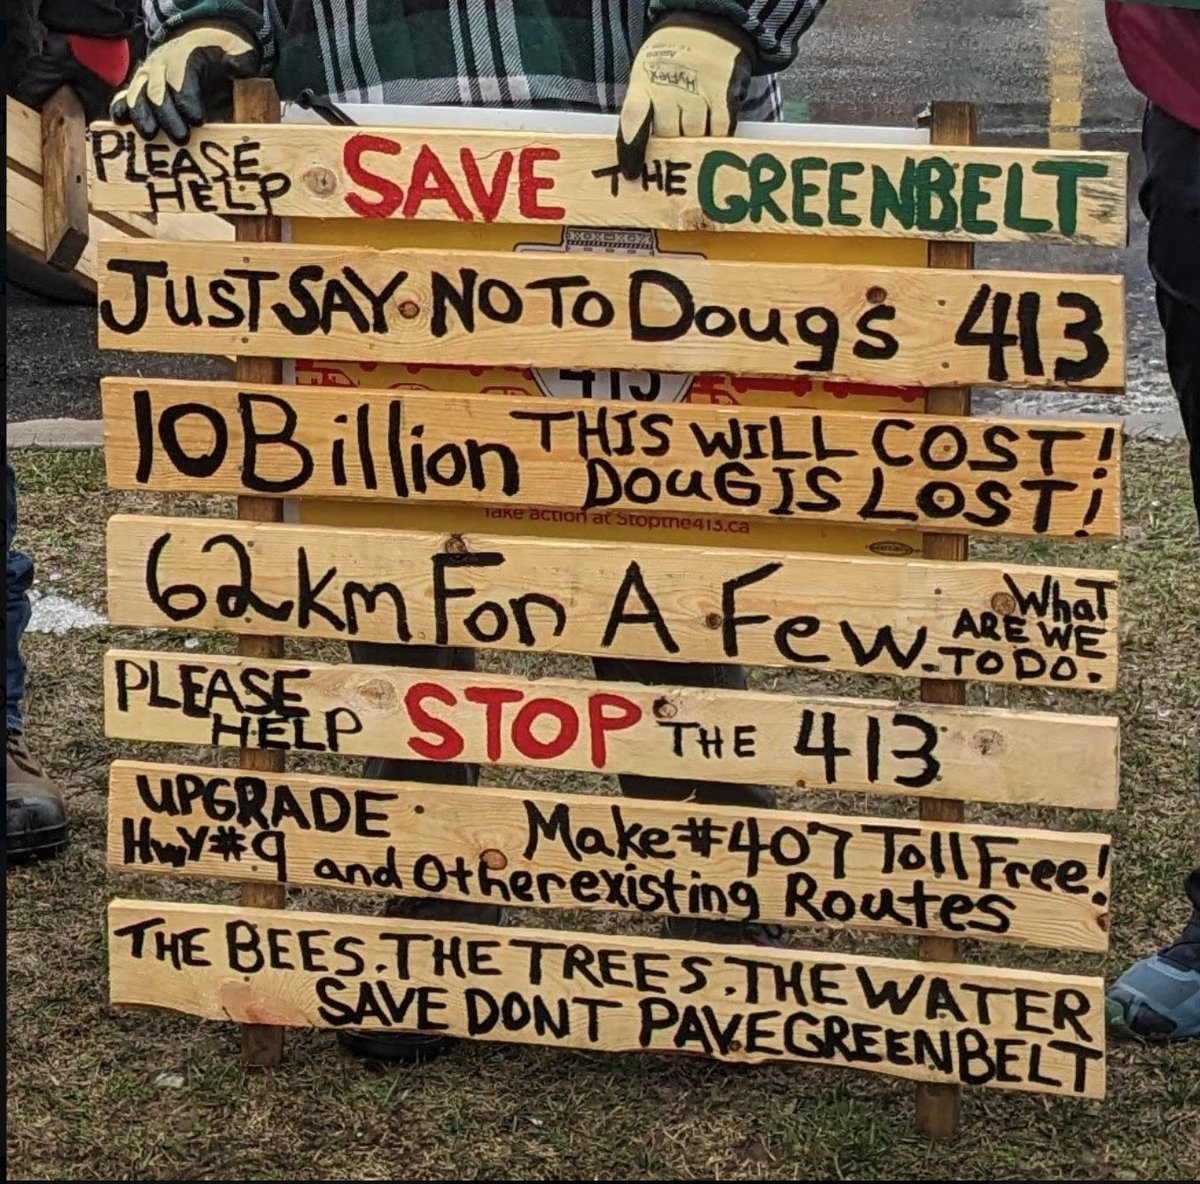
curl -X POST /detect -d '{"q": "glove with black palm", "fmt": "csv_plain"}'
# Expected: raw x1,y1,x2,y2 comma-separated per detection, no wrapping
616,13,754,180
110,23,260,145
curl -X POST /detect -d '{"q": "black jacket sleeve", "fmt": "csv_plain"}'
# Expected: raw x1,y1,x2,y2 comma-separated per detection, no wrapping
38,0,138,38
650,0,830,73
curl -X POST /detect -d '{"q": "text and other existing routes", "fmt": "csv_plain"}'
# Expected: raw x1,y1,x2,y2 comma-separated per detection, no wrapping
108,760,1112,951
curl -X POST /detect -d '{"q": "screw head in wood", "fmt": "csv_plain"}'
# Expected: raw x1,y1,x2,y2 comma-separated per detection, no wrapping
303,166,338,196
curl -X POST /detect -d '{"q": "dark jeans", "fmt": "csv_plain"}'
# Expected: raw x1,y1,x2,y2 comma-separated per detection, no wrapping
1142,102,1200,961
349,642,774,809
6,460,33,733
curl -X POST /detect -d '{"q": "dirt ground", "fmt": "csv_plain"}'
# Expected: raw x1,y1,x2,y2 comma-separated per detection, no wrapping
6,441,1198,1181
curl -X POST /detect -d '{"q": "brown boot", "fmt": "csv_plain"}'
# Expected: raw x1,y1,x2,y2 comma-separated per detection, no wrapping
6,731,68,860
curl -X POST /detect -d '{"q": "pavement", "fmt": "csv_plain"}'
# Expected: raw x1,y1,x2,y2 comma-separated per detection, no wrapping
4,0,1184,440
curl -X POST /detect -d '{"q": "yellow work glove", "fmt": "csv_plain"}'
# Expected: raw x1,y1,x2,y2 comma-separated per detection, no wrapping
617,13,754,179
110,23,259,145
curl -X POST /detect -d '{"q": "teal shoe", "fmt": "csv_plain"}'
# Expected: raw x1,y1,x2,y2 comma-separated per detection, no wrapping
1106,949,1200,1041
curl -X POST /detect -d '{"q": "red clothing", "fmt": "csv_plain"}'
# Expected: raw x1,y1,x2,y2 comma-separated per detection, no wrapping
1106,2,1200,131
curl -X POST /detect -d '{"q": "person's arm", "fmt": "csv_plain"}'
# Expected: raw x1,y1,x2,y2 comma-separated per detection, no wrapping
648,0,830,73
12,0,138,120
38,0,136,39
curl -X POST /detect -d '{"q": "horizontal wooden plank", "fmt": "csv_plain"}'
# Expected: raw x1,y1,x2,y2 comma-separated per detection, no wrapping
102,649,1121,809
8,96,56,174
149,361,933,558
105,517,1120,690
107,899,1106,1096
95,241,1126,392
101,378,1123,539
108,759,1113,951
86,123,1128,247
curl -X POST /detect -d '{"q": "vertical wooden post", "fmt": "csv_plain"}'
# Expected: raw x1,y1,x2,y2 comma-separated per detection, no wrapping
232,77,287,1068
914,99,976,1141
40,85,89,272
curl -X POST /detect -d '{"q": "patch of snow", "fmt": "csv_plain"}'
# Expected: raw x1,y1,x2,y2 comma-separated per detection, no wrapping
26,590,108,634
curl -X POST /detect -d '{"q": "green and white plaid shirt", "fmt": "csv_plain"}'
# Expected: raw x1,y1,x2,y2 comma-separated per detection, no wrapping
143,1,828,120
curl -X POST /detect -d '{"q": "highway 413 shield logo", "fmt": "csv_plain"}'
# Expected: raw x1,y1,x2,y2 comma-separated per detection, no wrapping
516,227,701,403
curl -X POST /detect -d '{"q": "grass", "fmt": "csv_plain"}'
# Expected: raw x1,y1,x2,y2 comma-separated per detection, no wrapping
6,440,1199,1181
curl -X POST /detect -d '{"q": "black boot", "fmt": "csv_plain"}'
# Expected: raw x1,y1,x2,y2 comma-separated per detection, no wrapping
335,894,502,1063
6,731,69,861
663,916,785,947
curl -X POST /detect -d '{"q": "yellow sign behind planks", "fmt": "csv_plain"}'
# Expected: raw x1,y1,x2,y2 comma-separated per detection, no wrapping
95,240,1126,392
108,760,1113,952
107,899,1107,1097
290,215,934,555
103,650,1121,810
102,378,1122,539
85,124,1129,247
104,516,1120,689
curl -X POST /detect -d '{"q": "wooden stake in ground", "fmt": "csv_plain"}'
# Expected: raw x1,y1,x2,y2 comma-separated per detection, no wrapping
40,86,89,271
915,99,977,1142
231,78,287,1068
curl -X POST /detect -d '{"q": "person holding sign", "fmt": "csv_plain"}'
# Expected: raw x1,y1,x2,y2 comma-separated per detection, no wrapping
6,0,138,860
114,0,829,1061
111,1,825,166
8,0,136,119
1104,0,1200,1043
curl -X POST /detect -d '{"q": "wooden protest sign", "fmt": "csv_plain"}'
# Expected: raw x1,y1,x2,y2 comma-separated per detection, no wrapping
86,123,1128,247
108,760,1113,952
101,378,1122,539
104,515,1119,690
96,96,1126,1125
107,899,1107,1098
94,240,1126,392
103,650,1121,811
